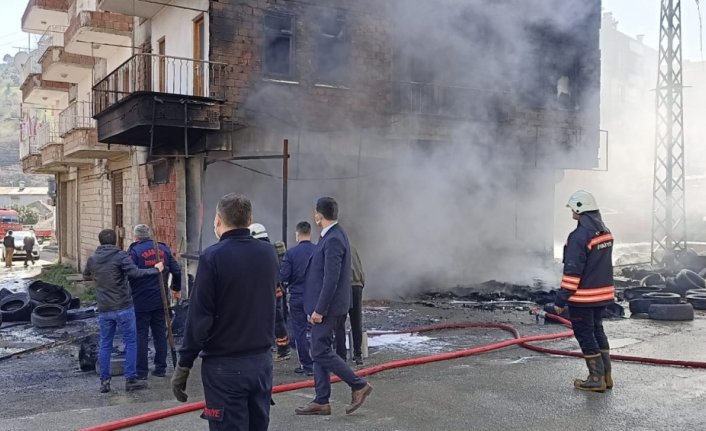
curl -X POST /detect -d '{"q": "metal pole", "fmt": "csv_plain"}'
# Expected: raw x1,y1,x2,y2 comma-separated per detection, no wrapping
282,139,289,246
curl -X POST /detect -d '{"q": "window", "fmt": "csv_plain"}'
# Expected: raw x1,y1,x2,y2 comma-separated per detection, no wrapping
264,12,294,78
316,11,348,84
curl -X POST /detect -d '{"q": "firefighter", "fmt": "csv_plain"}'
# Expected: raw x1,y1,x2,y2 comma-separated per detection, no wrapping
554,190,614,393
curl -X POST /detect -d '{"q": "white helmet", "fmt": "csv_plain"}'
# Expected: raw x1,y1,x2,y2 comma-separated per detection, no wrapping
567,190,599,214
249,223,268,239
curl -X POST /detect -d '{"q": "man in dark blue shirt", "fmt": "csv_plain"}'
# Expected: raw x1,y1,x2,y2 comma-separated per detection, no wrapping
280,221,316,375
172,194,278,431
128,224,181,379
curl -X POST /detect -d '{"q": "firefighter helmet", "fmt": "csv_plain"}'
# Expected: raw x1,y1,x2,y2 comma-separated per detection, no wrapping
567,190,599,214
249,223,268,239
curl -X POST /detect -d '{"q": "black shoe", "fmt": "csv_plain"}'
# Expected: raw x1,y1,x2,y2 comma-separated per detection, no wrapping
151,369,166,377
294,367,314,376
100,379,111,393
125,377,148,392
354,356,364,366
136,375,148,381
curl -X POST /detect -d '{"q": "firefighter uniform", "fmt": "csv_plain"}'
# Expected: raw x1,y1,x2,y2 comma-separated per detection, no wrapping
555,191,614,392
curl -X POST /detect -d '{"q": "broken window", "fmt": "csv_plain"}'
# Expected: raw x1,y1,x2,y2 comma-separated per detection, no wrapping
316,11,348,84
264,12,295,78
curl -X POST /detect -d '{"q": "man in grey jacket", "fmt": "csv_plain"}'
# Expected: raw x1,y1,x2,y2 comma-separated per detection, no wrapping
83,229,164,394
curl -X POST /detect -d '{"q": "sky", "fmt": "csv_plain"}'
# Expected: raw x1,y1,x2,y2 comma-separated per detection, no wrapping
0,0,703,61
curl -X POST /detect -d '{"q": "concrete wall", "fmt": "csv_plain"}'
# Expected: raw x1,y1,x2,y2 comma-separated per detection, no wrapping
0,195,48,207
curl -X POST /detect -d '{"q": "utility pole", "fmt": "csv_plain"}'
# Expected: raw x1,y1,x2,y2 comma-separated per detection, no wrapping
652,0,687,264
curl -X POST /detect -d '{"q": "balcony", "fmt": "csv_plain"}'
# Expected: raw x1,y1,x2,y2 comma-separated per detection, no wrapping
60,100,128,159
64,10,133,57
22,0,69,34
97,0,164,19
93,53,230,152
19,130,45,174
21,73,71,107
38,25,96,83
37,121,92,170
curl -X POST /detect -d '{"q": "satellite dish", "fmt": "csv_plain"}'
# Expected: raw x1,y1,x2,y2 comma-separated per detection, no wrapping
13,52,29,72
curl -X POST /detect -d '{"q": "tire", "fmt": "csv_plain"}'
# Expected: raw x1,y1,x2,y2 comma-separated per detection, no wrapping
629,298,655,314
640,273,665,287
0,288,12,300
31,304,67,328
27,280,62,302
41,289,72,307
686,289,706,296
623,286,662,302
79,335,99,372
676,269,705,291
641,292,682,304
95,356,125,377
68,297,81,310
0,292,35,322
686,294,706,310
648,303,695,321
664,276,691,297
67,307,96,321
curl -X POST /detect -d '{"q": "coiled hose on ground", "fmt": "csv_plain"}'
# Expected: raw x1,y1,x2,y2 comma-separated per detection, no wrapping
79,313,706,431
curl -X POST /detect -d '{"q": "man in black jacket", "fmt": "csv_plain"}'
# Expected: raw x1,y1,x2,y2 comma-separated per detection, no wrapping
172,194,278,431
83,229,164,394
3,231,14,268
295,197,372,416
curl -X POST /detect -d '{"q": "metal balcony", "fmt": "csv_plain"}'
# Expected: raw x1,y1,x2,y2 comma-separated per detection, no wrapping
39,25,95,83
22,0,69,34
92,53,231,151
64,9,133,57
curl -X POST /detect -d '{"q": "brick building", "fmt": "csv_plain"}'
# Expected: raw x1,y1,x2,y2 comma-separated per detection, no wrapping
20,0,602,294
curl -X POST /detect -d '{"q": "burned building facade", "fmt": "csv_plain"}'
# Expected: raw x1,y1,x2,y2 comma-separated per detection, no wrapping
20,0,601,295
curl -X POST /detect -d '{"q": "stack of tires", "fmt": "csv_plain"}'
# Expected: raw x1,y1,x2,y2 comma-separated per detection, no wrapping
27,280,76,328
626,269,706,321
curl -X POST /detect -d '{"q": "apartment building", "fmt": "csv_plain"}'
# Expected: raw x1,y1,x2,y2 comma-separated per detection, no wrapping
20,0,602,290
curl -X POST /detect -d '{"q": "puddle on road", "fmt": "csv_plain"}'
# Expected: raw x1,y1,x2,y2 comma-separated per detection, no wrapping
609,338,642,349
368,333,447,353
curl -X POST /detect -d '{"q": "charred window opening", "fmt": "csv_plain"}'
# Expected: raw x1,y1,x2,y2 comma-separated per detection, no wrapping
316,11,348,84
264,12,295,78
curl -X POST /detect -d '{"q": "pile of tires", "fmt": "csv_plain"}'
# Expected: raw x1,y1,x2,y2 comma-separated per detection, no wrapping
25,280,77,328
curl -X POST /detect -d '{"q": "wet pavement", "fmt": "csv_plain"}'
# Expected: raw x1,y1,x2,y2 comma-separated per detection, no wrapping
0,295,705,430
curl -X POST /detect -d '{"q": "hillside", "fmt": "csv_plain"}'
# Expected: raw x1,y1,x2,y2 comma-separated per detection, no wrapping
0,55,50,187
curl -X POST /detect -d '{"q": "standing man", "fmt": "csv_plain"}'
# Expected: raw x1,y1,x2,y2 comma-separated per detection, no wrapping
280,221,316,375
250,222,292,361
3,230,14,268
172,194,279,431
23,233,36,267
335,244,365,365
555,190,615,393
83,229,164,393
295,197,372,416
128,224,182,379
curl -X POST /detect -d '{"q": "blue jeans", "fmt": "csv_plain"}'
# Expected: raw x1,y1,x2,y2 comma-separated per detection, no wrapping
98,306,138,381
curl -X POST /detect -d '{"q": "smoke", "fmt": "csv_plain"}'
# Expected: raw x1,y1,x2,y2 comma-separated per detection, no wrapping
203,0,602,298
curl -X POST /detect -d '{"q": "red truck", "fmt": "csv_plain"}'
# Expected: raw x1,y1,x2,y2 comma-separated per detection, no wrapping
0,209,23,238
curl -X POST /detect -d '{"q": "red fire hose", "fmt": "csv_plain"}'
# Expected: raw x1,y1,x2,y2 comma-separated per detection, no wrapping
79,314,706,431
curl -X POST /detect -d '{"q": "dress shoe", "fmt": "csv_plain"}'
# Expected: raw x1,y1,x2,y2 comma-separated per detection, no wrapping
346,383,373,414
295,402,331,416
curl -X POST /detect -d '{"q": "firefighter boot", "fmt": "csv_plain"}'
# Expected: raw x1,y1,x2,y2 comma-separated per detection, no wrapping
573,353,606,393
600,349,613,389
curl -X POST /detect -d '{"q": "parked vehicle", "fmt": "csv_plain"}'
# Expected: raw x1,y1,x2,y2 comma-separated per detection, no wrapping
1,230,40,262
0,209,22,238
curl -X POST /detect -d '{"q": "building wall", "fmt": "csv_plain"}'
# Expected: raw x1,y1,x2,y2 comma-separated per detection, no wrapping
138,159,179,251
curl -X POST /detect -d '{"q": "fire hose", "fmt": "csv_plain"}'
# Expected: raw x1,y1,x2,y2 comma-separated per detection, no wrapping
79,313,706,431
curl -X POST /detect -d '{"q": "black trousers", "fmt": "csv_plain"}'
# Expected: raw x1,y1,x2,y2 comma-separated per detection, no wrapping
569,306,609,355
274,295,289,354
201,351,273,431
135,309,167,377
24,247,35,266
335,286,363,360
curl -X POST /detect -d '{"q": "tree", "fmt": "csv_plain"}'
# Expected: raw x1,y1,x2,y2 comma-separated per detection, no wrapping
10,204,39,225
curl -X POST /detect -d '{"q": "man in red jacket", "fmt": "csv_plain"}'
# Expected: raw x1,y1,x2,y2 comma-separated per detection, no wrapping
555,190,614,393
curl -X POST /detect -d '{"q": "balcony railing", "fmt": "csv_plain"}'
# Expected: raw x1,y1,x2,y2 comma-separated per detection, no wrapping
36,121,61,149
391,81,508,118
19,130,39,159
38,25,67,60
20,50,42,84
59,100,94,136
93,53,230,115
